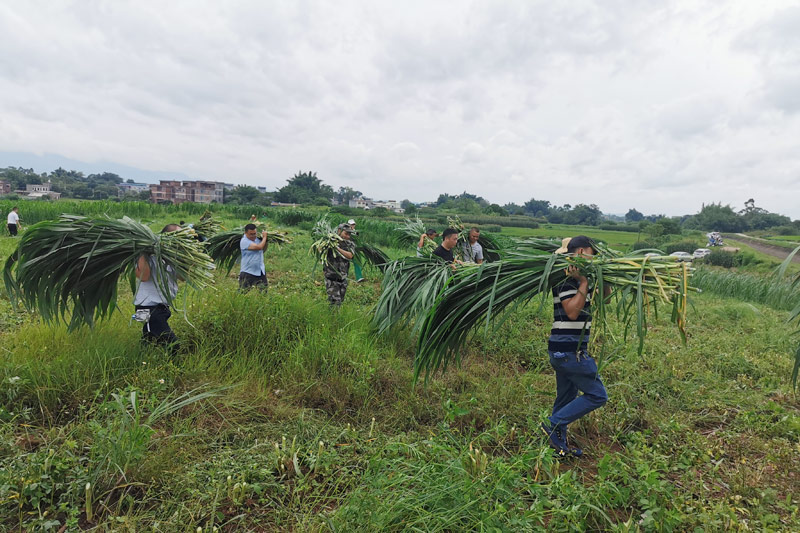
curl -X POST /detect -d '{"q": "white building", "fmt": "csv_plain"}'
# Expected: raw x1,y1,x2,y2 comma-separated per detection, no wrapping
348,196,404,213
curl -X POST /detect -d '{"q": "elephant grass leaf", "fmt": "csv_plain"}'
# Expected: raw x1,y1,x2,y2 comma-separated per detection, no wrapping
3,215,214,331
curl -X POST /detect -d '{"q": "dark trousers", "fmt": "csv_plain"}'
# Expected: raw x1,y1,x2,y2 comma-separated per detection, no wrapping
548,351,608,428
137,304,179,354
238,272,268,292
7,223,17,236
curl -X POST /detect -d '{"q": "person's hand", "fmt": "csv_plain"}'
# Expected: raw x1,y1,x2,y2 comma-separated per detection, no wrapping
261,230,268,240
566,265,587,284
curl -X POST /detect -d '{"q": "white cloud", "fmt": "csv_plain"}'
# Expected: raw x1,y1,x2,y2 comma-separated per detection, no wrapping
0,0,799,218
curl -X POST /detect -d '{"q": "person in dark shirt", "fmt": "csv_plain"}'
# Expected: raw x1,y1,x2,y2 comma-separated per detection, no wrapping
323,224,356,306
432,228,462,266
540,235,610,458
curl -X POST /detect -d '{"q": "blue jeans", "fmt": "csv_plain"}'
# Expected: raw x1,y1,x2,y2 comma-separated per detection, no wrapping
548,351,608,428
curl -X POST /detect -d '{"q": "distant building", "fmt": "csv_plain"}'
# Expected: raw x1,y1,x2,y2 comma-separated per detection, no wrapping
0,180,11,195
348,196,404,213
16,182,61,200
118,182,150,196
223,183,236,191
149,180,224,204
270,201,301,207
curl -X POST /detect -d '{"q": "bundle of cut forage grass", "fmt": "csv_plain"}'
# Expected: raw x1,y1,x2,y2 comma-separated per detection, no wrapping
447,215,502,262
310,217,345,266
351,237,391,272
205,226,291,274
193,210,224,237
3,215,214,330
397,216,437,256
373,257,470,335
413,251,695,382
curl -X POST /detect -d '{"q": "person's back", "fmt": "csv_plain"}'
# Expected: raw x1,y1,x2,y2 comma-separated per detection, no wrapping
134,256,178,306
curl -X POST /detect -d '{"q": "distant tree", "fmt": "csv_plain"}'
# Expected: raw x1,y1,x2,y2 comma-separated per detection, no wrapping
275,171,333,204
503,203,525,215
625,208,644,222
483,203,508,216
371,206,390,217
226,185,262,204
645,223,664,239
523,198,552,218
334,186,362,205
692,203,744,232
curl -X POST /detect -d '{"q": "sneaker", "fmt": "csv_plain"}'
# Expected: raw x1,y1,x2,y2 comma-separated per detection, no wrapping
356,278,365,283
540,422,568,457
558,426,583,457
540,422,583,457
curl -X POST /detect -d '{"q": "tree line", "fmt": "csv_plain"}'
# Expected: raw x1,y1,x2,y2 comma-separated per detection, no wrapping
2,167,797,233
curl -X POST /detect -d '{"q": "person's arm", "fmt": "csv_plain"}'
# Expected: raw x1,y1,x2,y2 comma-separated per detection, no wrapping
418,234,427,248
247,231,269,251
561,268,589,320
135,255,151,281
336,245,354,260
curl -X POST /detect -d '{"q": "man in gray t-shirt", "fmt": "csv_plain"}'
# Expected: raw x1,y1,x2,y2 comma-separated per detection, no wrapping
134,224,181,352
460,227,484,264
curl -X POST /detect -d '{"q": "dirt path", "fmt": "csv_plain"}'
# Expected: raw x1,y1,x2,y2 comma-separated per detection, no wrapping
724,233,800,263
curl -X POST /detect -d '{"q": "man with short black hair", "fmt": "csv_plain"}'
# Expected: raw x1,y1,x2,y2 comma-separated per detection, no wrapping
540,235,609,458
134,223,182,353
239,223,269,291
324,223,356,306
432,228,461,264
7,207,21,236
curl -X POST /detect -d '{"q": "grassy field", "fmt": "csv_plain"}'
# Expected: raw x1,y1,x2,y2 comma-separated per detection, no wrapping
2,210,800,530
499,224,641,249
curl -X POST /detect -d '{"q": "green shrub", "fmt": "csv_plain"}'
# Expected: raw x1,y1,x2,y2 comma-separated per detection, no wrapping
599,223,638,232
706,249,738,268
632,241,660,252
663,241,700,254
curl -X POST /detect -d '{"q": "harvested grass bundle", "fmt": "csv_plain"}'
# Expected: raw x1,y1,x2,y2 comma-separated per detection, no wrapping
205,227,291,274
193,210,224,237
352,239,391,272
3,215,214,330
310,217,345,266
397,216,436,256
447,215,502,262
413,252,694,381
373,257,466,335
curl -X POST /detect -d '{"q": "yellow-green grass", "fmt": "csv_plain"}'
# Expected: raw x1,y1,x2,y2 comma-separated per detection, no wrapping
500,223,642,248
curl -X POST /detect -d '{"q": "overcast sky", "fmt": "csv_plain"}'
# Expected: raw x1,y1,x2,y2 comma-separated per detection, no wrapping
1,0,799,218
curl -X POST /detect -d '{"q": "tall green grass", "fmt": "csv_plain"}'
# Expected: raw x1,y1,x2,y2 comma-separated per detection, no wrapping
692,266,800,311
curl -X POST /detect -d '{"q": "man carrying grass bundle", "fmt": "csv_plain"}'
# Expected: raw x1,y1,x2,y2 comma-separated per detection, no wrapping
324,223,356,306
134,224,182,353
417,228,439,257
432,228,463,266
239,223,269,292
460,227,484,264
348,218,365,282
540,236,610,458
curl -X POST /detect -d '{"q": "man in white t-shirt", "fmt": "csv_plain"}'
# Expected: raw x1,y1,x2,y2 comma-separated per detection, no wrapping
7,207,21,236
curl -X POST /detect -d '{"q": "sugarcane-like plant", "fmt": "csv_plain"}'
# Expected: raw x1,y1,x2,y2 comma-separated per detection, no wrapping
413,250,694,382
205,226,291,274
3,215,215,330
397,216,436,256
193,210,224,237
373,257,470,335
